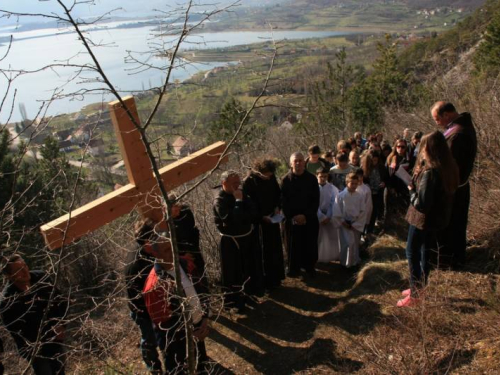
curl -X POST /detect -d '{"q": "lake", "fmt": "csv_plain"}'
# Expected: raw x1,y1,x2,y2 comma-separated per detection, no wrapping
0,24,350,123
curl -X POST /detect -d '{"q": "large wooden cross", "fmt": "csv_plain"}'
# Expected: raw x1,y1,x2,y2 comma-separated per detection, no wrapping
41,96,227,250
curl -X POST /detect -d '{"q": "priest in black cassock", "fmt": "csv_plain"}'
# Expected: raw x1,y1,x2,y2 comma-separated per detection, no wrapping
213,171,263,312
281,152,320,278
243,158,285,289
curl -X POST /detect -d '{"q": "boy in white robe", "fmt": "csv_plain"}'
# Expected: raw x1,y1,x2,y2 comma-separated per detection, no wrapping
316,167,341,262
355,169,373,235
333,172,366,268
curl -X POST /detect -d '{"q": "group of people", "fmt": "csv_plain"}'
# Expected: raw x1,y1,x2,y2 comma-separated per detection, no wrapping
213,100,477,312
0,101,477,374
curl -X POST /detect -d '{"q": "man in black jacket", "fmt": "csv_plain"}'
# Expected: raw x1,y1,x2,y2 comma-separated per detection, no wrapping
0,254,67,374
431,101,477,267
281,152,320,278
124,219,162,374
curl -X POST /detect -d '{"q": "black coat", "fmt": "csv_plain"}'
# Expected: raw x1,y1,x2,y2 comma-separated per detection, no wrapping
445,112,477,185
280,170,320,222
0,271,68,359
213,188,258,235
125,250,155,319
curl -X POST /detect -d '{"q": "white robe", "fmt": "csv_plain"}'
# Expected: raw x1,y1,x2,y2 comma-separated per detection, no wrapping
333,189,366,267
356,183,373,230
317,183,341,262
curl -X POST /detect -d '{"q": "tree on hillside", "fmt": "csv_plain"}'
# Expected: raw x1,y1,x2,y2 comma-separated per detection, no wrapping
370,34,408,107
307,47,357,141
474,7,500,76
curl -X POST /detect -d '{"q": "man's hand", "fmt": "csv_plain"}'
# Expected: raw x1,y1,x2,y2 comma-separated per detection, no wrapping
342,221,352,230
293,214,306,225
233,189,243,200
193,318,210,341
379,182,386,188
320,217,330,225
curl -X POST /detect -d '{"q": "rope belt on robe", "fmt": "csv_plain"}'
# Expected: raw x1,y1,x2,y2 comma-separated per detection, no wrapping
219,225,254,250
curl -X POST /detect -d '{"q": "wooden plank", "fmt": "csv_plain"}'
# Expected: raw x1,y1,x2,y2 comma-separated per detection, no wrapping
108,96,152,186
40,141,228,250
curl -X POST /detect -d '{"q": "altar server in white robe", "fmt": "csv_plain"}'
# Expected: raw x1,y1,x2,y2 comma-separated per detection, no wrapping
333,172,366,268
355,168,373,233
316,167,341,262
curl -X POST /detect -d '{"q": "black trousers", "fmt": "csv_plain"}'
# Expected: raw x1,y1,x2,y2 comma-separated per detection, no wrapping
285,218,319,274
437,183,470,267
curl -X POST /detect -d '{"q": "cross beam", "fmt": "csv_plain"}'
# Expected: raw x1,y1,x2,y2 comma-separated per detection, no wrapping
40,96,227,250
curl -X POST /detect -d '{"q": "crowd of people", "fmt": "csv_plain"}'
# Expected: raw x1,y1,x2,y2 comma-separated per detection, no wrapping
0,101,477,374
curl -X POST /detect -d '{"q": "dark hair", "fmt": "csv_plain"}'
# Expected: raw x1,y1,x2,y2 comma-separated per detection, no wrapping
355,168,364,177
346,172,359,183
336,152,348,163
1,254,24,275
336,140,349,152
308,145,321,155
412,131,423,141
415,131,459,194
386,138,407,166
134,218,157,248
316,167,330,175
324,151,334,159
252,157,277,174
436,102,457,116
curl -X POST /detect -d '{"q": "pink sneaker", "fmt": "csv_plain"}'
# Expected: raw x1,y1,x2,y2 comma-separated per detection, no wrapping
397,295,418,307
401,289,411,297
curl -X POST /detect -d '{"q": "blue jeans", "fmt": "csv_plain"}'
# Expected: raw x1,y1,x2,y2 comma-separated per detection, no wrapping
406,225,435,292
131,312,162,372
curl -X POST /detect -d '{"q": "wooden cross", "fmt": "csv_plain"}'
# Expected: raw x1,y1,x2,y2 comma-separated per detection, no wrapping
41,96,227,250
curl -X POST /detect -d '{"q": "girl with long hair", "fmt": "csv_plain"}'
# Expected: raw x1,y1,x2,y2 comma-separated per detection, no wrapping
398,131,459,307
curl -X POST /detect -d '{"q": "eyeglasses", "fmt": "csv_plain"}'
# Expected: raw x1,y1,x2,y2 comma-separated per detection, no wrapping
396,145,406,149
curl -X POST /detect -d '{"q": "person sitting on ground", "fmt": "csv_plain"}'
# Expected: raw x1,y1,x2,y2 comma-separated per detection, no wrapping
330,152,355,191
243,158,285,290
305,144,330,175
333,172,366,268
125,219,163,374
142,234,210,373
316,167,341,263
398,131,459,307
0,254,68,375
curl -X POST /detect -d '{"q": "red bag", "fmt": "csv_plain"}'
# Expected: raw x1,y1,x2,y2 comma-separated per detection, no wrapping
142,268,172,325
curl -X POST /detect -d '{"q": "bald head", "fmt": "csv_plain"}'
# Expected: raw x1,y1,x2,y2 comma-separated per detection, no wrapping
431,101,458,129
